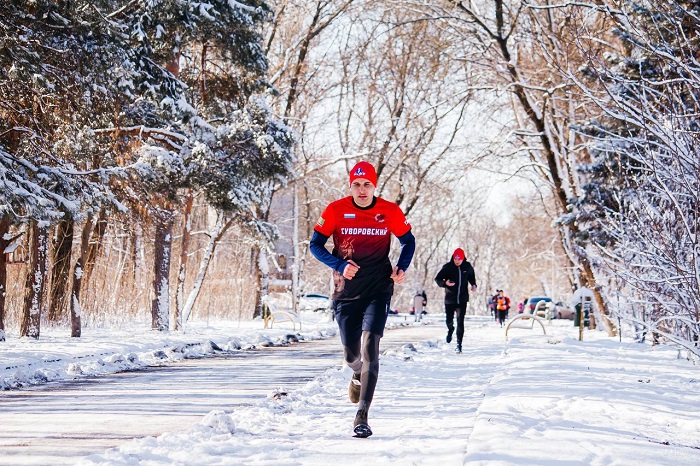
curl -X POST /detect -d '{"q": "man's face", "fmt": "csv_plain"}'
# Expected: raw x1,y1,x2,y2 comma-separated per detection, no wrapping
350,179,375,207
453,257,463,266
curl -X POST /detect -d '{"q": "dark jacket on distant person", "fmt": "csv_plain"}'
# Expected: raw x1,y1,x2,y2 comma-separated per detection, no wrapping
434,260,477,306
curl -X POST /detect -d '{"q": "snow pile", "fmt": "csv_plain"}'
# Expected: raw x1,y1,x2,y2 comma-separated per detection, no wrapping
0,313,340,391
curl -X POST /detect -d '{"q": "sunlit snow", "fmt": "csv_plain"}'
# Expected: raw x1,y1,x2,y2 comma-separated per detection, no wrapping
1,313,699,465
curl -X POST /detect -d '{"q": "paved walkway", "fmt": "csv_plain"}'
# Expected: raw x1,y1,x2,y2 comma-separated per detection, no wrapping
0,322,445,465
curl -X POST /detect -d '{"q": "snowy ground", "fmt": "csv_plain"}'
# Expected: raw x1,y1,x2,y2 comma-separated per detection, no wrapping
2,312,700,465
1,311,342,391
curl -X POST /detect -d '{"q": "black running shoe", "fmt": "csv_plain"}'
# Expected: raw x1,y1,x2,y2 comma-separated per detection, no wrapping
348,373,361,404
455,344,462,353
446,329,453,343
353,408,372,438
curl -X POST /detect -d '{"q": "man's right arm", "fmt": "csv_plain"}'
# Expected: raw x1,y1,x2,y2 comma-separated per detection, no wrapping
309,231,347,274
434,265,447,288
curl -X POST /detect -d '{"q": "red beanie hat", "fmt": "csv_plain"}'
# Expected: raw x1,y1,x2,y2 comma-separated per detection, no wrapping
453,248,465,260
349,161,377,187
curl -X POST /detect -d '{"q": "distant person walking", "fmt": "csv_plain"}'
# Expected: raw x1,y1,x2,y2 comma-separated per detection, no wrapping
434,248,477,354
494,290,511,327
491,290,499,321
309,160,415,438
487,294,496,319
413,289,427,322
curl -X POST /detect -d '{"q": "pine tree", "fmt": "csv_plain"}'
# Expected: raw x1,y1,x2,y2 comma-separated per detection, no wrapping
574,0,700,350
103,0,294,330
1,0,131,337
1,0,294,335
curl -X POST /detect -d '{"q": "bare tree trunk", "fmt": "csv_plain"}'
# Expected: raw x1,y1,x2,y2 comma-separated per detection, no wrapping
70,214,93,337
174,190,193,331
251,245,265,319
84,208,108,285
20,220,48,339
0,215,9,341
151,212,174,331
108,230,130,310
291,185,300,313
47,219,74,322
250,198,271,320
181,212,234,326
132,220,145,290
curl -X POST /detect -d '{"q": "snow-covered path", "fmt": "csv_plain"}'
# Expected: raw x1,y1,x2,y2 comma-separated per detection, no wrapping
1,321,446,465
3,314,700,465
77,319,492,465
82,318,700,466
1,348,329,465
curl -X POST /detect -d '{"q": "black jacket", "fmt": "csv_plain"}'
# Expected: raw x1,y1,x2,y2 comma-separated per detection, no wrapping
434,260,477,305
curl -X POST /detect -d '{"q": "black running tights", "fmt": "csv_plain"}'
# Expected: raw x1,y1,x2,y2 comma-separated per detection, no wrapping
343,330,381,411
445,303,467,344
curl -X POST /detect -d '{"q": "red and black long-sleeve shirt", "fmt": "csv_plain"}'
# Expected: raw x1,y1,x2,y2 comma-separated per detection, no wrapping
310,196,414,301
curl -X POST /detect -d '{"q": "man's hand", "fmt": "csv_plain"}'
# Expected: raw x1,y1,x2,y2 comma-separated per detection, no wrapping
471,285,477,292
343,260,360,280
391,267,406,284
445,279,455,286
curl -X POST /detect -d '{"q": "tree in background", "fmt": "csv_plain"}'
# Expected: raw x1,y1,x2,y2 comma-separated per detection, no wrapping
0,0,294,336
251,0,358,317
572,0,700,355
0,0,131,338
263,1,485,312
88,0,294,331
3,0,694,360
411,0,618,334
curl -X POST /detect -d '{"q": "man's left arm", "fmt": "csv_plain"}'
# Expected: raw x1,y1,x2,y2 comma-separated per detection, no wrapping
395,230,415,273
390,230,415,284
389,203,414,282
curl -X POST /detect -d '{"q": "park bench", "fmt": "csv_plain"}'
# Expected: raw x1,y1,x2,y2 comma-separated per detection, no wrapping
262,298,301,331
505,314,547,340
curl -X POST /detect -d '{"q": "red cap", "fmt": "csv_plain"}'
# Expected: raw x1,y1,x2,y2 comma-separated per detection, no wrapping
349,161,377,187
453,248,465,260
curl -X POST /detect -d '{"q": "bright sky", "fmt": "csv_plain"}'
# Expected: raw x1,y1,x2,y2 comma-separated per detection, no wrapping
1,313,699,465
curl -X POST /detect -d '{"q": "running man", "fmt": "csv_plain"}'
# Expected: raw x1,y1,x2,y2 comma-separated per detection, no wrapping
309,160,415,438
434,248,477,353
495,289,511,327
